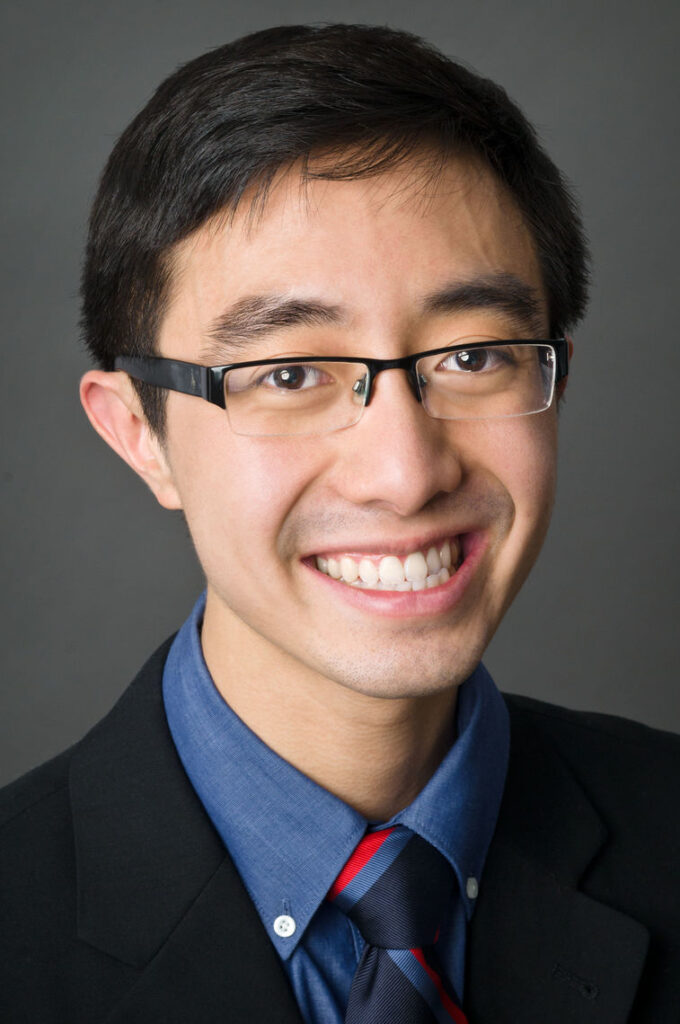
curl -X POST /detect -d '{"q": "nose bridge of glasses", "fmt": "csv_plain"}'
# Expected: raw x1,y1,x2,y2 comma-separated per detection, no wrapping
362,355,423,407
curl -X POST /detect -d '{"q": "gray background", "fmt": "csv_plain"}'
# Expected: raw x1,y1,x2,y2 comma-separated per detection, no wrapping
2,0,678,786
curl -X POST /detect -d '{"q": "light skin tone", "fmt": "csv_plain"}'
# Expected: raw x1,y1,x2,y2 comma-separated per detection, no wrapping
81,155,568,821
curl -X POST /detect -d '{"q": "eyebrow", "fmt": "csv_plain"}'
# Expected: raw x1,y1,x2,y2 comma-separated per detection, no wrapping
201,272,546,359
203,295,346,358
421,273,545,337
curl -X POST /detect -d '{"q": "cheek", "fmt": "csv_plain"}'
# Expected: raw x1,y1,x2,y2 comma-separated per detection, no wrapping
514,412,558,510
457,411,557,549
471,412,558,617
491,410,559,542
457,408,557,508
165,405,323,562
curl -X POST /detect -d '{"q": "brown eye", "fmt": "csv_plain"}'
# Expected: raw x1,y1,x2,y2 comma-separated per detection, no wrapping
272,366,307,389
437,346,513,374
450,349,490,372
258,364,331,391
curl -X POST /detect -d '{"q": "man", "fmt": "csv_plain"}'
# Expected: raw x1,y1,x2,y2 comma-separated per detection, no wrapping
1,23,678,1024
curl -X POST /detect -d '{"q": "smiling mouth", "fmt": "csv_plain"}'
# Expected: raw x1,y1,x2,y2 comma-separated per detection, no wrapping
313,537,465,592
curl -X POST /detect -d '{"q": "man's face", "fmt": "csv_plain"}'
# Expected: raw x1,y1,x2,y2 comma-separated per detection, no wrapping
155,157,558,699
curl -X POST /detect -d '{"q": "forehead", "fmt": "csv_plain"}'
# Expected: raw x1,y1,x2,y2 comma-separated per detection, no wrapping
160,156,546,353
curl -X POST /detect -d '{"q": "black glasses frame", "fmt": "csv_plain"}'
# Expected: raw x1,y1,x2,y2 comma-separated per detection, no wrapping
115,338,569,410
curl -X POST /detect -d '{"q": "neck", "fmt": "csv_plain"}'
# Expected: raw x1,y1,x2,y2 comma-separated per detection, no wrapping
201,595,458,822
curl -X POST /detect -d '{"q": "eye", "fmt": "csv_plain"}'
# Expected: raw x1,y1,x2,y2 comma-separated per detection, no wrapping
437,347,511,373
259,364,330,390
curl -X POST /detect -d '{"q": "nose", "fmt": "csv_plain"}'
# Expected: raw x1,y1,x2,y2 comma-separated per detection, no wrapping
331,367,464,516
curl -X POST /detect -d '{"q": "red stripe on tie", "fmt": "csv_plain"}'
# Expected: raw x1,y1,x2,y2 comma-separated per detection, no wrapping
410,948,469,1024
328,827,395,900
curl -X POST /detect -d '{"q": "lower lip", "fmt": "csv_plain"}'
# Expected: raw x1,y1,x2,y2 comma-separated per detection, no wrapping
302,533,488,619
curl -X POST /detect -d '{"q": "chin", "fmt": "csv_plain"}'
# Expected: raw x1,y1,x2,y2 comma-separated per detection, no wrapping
317,638,487,700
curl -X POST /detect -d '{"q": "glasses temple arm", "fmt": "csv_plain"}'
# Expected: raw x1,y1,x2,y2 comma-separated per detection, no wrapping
554,339,570,382
114,356,215,400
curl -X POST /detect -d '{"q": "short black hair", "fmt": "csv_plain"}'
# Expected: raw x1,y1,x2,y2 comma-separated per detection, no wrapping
81,23,589,436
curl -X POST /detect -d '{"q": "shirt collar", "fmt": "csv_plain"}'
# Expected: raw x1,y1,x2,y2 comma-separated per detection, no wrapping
163,592,509,960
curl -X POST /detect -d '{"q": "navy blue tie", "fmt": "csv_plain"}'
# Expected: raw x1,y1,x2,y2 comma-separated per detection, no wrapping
328,825,469,1023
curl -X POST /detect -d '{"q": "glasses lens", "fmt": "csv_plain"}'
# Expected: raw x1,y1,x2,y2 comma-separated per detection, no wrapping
416,342,556,420
223,360,369,436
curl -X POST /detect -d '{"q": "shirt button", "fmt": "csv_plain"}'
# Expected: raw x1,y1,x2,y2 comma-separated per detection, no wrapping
273,914,297,938
466,877,479,899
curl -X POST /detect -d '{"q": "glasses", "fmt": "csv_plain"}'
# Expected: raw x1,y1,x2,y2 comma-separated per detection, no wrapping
115,337,569,437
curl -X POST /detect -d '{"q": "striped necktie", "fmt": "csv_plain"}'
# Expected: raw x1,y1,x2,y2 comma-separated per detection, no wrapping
328,825,469,1023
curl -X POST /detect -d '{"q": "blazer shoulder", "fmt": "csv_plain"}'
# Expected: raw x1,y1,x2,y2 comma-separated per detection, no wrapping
503,692,680,840
503,692,680,757
0,746,72,833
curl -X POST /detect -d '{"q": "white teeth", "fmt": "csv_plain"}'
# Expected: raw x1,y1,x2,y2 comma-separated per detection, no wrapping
404,551,428,582
340,556,359,582
315,538,461,590
379,555,405,585
359,558,379,585
426,546,442,574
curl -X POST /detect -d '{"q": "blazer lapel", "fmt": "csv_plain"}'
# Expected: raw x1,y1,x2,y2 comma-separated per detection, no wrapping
466,700,649,1024
70,642,304,1024
101,854,304,1024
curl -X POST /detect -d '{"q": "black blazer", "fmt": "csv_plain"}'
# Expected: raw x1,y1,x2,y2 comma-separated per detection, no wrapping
1,639,679,1023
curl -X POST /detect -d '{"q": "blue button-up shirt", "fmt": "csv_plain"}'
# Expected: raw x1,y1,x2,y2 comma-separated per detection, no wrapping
163,593,509,1024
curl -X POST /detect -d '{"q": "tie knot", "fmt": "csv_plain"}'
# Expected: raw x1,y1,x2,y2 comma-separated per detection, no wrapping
328,826,455,949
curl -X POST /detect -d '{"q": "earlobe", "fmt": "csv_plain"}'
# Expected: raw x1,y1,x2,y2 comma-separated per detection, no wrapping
79,370,182,510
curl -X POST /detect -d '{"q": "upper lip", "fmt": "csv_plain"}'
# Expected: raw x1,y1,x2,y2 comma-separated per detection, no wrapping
303,528,480,559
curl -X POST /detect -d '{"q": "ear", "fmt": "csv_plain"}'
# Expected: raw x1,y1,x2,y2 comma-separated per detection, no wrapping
80,370,182,510
556,335,574,400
